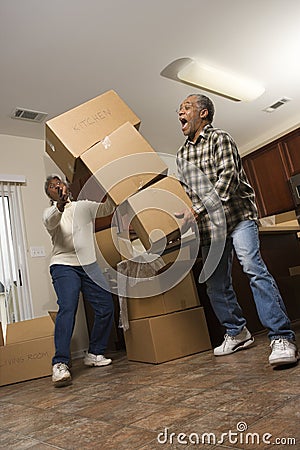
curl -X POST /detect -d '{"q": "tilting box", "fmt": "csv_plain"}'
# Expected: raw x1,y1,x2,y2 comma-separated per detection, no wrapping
45,90,141,181
80,122,168,205
124,175,192,250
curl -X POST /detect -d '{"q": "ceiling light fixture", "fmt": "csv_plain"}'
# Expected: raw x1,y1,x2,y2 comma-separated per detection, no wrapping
160,58,265,102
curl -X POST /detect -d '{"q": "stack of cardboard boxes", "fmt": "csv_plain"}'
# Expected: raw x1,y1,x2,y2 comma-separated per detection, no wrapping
118,240,211,363
45,89,212,364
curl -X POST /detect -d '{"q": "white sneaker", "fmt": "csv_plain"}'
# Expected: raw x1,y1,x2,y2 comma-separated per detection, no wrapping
84,353,112,367
214,327,254,356
269,338,299,367
52,363,72,387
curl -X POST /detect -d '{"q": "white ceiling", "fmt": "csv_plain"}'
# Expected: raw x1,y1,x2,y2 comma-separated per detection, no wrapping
1,0,300,158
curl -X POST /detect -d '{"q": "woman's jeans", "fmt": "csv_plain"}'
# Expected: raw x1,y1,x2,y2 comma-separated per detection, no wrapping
50,262,114,365
201,220,295,341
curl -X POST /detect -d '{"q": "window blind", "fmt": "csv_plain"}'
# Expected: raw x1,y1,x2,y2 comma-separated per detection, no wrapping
0,178,33,324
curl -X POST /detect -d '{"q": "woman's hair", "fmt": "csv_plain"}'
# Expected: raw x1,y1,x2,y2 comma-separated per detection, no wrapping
189,93,215,123
44,174,72,205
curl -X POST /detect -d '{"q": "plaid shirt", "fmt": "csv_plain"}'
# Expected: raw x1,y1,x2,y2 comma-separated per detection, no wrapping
176,124,258,246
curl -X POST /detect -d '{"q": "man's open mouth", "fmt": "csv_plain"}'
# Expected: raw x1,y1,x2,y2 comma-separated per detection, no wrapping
180,118,188,131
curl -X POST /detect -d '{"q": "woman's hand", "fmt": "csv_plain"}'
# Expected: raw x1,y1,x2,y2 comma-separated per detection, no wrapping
56,185,69,212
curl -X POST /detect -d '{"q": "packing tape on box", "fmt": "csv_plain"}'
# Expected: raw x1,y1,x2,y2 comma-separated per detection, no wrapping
46,139,56,152
101,136,111,150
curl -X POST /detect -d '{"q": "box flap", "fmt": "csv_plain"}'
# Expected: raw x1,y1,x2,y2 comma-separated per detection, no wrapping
5,316,54,345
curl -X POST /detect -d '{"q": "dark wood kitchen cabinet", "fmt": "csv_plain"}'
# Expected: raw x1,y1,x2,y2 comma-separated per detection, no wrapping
242,128,300,217
280,129,300,175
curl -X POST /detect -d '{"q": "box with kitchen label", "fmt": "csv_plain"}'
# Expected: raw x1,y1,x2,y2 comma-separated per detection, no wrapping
45,89,141,182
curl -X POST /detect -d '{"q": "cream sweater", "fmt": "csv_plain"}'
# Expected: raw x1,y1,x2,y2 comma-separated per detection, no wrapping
43,199,114,267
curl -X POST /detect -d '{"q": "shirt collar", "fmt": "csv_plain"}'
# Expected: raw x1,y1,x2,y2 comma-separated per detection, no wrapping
185,123,213,146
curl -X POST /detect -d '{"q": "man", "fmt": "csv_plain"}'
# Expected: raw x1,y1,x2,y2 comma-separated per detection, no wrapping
43,175,115,387
176,93,299,367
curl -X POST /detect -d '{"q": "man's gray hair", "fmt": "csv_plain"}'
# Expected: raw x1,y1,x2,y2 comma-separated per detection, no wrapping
188,93,215,123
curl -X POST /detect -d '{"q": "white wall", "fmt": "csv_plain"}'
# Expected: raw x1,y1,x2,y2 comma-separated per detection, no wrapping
0,133,89,356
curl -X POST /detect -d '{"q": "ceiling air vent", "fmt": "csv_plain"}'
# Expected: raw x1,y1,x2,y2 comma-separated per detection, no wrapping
262,97,291,113
10,107,48,122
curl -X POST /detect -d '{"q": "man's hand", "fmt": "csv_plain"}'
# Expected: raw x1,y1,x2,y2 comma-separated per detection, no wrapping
174,208,198,234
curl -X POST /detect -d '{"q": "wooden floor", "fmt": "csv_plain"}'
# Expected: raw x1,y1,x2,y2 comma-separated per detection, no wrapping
0,322,299,450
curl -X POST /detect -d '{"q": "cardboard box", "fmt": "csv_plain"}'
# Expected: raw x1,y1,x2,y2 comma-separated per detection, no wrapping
117,230,197,263
45,90,141,181
0,316,55,387
125,175,192,250
0,324,4,347
289,266,300,276
127,271,200,320
116,236,192,280
80,122,168,205
260,210,298,228
116,234,197,300
124,307,211,364
275,210,297,224
95,226,122,269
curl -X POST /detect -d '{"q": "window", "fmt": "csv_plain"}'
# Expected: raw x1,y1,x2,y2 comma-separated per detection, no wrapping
0,176,33,328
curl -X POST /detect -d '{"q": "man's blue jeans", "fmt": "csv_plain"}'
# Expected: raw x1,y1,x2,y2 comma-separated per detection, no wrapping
201,220,295,341
50,262,114,365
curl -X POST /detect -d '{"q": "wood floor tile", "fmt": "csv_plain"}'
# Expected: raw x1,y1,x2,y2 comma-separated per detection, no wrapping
0,321,299,449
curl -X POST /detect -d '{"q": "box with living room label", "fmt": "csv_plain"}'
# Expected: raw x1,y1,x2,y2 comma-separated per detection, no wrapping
45,90,141,182
80,122,168,205
0,315,55,387
124,307,211,364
